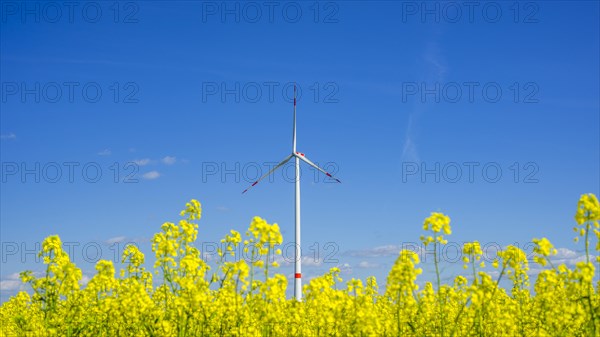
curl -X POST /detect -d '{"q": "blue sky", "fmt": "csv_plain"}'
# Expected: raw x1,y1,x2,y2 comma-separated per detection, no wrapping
1,1,599,300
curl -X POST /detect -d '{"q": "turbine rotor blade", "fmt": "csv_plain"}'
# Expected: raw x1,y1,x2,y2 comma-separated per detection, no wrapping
242,154,294,194
295,152,341,183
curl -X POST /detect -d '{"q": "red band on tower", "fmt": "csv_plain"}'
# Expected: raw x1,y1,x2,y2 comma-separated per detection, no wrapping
295,273,301,278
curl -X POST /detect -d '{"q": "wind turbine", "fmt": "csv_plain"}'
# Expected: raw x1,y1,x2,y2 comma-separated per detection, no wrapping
242,84,341,301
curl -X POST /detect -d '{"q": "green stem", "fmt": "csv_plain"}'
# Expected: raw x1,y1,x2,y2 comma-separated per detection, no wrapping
434,238,441,293
585,223,590,264
433,236,444,337
471,258,477,285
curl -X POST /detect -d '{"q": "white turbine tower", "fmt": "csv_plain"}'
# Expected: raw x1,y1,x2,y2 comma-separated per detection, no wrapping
242,84,341,301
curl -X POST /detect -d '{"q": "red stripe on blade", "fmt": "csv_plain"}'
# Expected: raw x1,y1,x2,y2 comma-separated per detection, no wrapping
252,182,258,186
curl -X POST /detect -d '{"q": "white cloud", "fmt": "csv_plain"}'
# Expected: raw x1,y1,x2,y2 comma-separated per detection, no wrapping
105,236,126,245
161,156,176,165
400,41,447,163
0,133,16,140
357,261,381,269
202,252,215,261
401,127,420,162
551,248,590,266
554,248,577,259
346,244,403,258
338,263,353,274
0,273,23,291
302,256,323,267
80,274,92,286
97,149,111,156
527,248,595,278
276,255,323,267
0,280,21,291
142,171,160,180
133,158,151,166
